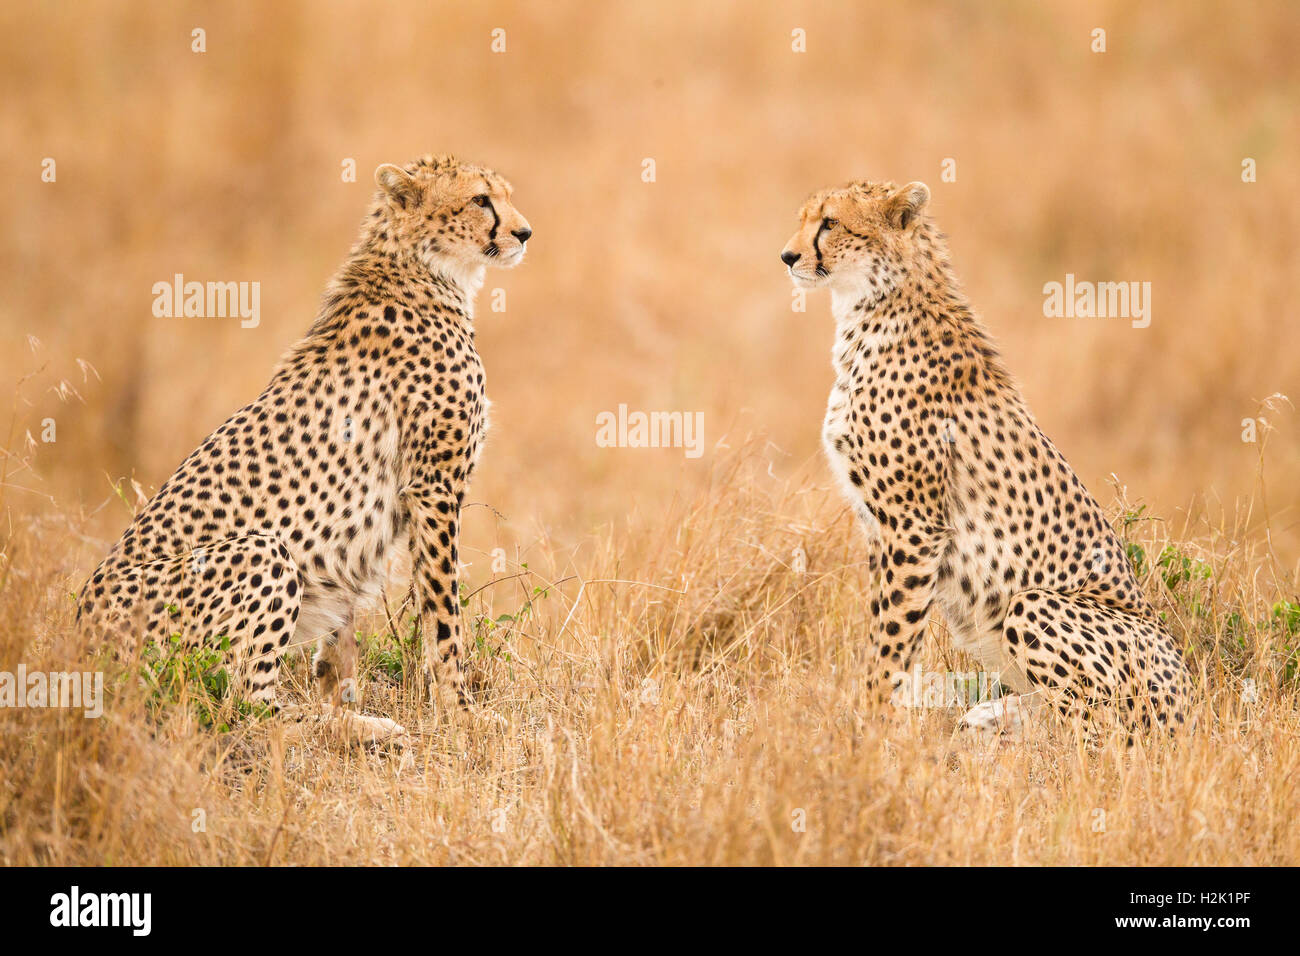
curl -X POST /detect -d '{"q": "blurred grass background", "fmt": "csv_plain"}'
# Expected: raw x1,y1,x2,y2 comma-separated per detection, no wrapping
2,0,1297,565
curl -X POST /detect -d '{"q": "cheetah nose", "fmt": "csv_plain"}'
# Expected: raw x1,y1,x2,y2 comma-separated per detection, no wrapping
512,228,532,243
781,250,800,267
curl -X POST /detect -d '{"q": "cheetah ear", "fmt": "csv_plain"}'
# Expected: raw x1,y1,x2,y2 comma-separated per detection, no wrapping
374,164,419,209
885,181,930,230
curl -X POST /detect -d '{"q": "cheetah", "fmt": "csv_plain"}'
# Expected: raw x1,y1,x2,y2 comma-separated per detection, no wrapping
77,154,532,740
780,180,1191,735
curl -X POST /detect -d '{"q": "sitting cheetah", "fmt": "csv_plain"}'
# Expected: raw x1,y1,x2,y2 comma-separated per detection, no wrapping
77,154,532,740
780,180,1190,735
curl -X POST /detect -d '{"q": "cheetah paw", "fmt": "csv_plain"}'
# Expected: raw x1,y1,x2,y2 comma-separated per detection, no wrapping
959,694,1030,738
333,709,411,748
463,704,508,730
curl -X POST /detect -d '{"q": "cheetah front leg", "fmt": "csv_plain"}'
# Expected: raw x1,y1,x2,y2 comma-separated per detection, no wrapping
402,481,475,716
283,611,408,747
872,522,948,705
313,610,359,708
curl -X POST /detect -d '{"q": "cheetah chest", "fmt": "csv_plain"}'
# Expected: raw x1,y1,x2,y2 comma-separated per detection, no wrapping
823,327,897,542
822,376,880,542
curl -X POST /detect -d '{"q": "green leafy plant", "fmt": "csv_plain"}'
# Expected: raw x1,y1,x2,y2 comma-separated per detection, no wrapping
360,575,547,686
1222,599,1300,685
138,633,270,732
362,621,419,683
1271,600,1300,684
469,584,548,667
1119,506,1152,578
1156,544,1213,592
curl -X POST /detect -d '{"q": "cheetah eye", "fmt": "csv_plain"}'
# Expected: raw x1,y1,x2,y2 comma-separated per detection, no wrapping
472,195,491,207
822,218,839,230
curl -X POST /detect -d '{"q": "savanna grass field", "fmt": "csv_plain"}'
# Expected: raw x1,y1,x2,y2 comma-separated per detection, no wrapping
2,1,1299,868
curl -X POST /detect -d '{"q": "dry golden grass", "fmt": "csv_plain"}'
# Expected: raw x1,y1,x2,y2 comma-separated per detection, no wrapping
1,1,1298,865
2,434,1298,865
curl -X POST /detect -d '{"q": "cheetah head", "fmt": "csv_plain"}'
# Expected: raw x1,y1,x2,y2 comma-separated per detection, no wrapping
780,180,931,302
372,154,532,278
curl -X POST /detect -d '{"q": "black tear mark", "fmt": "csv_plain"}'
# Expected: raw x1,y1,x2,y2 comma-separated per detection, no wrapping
813,221,829,276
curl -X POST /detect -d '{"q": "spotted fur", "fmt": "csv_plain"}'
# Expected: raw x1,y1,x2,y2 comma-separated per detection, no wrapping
781,180,1191,734
78,154,532,735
